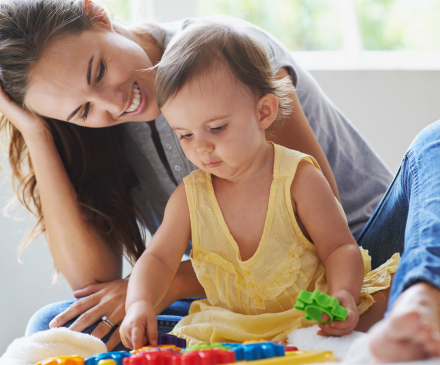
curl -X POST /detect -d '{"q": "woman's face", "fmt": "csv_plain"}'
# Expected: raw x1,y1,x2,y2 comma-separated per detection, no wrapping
26,23,160,127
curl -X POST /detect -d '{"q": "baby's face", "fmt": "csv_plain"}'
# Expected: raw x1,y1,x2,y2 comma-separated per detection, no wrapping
162,66,268,180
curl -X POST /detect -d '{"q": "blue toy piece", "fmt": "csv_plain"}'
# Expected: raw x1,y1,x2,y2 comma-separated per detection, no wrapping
85,352,131,365
157,334,187,348
220,343,245,361
220,342,284,361
294,290,348,324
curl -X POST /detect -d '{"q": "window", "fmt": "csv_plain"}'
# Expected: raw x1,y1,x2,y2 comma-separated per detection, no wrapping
101,0,440,69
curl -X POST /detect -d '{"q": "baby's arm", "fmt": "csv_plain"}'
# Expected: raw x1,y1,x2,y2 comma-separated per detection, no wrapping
291,161,364,336
120,183,191,349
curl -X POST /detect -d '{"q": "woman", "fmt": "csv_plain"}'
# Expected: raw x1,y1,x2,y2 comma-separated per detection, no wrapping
0,0,438,360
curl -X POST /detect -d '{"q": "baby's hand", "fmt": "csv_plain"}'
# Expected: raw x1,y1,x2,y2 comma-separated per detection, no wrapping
120,301,158,350
317,291,359,336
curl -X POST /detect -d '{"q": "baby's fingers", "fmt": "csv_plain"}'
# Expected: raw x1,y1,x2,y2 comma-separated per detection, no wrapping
131,325,148,350
146,315,158,346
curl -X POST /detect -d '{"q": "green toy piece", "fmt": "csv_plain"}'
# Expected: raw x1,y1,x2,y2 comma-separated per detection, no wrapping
294,290,348,324
183,343,231,352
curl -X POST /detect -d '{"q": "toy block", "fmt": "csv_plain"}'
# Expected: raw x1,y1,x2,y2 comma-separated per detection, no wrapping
158,334,187,348
294,290,348,324
124,348,235,365
85,351,131,365
37,356,84,365
219,344,245,361
284,346,298,352
131,345,183,354
124,351,181,365
180,348,236,365
241,342,284,361
183,344,231,352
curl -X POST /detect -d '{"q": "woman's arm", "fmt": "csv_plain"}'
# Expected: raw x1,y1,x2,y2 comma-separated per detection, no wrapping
291,161,363,335
267,68,341,202
121,183,191,349
0,87,122,290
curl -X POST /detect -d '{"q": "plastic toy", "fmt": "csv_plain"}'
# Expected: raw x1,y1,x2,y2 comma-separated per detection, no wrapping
294,290,348,324
235,350,335,365
183,344,230,352
85,351,131,365
284,346,298,352
131,345,183,354
123,348,236,365
158,334,187,348
37,356,85,365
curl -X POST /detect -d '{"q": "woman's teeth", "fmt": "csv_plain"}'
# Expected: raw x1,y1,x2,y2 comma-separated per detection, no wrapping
125,83,141,113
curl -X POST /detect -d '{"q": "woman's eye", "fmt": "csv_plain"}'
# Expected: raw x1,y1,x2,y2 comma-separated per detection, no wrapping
211,124,227,132
180,133,193,140
80,102,91,122
97,60,106,82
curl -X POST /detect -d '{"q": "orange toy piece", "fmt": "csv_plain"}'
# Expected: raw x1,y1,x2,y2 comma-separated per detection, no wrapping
131,345,183,354
37,356,84,365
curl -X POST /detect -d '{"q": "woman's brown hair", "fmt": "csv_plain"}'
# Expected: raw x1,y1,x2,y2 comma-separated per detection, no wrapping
0,0,154,265
155,21,295,127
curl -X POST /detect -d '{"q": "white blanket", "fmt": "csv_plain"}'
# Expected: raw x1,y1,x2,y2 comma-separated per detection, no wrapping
0,328,106,365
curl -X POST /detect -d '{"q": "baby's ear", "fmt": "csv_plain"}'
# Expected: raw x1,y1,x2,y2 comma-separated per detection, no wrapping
257,93,279,130
83,0,112,30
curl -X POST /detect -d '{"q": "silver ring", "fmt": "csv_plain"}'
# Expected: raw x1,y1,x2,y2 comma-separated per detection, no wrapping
101,316,114,329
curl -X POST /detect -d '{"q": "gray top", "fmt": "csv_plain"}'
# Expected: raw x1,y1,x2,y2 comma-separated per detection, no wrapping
123,15,393,249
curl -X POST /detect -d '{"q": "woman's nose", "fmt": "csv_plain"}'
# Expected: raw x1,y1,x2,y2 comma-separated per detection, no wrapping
92,88,125,115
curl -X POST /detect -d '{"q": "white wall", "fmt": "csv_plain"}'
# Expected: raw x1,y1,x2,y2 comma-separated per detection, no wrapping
1,69,440,355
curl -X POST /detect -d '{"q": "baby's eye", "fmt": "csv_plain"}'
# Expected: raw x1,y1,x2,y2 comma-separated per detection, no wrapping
180,133,193,140
211,124,227,132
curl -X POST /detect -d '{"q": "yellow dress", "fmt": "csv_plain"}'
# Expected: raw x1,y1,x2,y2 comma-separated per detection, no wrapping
170,144,400,346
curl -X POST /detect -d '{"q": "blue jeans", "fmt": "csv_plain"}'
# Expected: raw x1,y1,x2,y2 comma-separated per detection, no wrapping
356,120,440,312
26,298,198,351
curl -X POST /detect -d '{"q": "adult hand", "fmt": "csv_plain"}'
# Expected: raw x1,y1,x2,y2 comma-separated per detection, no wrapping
120,300,158,350
49,278,128,351
316,290,359,336
0,84,48,138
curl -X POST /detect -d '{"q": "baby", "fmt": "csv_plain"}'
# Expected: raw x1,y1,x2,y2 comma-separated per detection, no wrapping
120,21,399,349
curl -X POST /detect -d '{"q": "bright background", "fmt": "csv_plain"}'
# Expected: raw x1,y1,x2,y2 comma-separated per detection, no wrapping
2,0,440,355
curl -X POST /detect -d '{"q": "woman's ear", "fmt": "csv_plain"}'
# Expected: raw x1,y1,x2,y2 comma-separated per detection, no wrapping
83,0,112,30
257,93,278,130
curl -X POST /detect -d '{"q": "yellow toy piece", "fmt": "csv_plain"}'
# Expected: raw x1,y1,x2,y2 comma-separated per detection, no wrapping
37,356,84,365
97,360,117,365
235,350,335,365
242,339,266,345
130,345,183,354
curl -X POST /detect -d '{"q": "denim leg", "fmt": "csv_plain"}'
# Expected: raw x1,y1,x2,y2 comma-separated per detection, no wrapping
26,298,198,350
387,121,440,310
355,163,408,270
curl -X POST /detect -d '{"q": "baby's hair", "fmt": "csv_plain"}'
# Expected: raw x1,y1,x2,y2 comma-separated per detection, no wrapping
154,21,295,128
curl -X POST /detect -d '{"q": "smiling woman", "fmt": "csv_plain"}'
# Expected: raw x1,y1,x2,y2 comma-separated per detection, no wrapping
0,0,400,353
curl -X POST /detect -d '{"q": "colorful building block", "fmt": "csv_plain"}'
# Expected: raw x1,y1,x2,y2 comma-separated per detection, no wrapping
284,346,298,352
131,345,183,354
183,344,231,352
124,351,180,365
37,356,85,365
240,342,284,361
85,351,131,365
124,348,235,365
158,334,187,348
294,290,348,324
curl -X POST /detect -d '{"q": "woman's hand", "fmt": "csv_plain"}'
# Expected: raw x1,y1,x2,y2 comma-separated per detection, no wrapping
49,278,128,351
0,84,48,138
316,290,359,336
120,300,158,350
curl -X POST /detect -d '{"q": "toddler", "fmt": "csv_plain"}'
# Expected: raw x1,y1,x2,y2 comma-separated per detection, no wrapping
120,21,399,349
